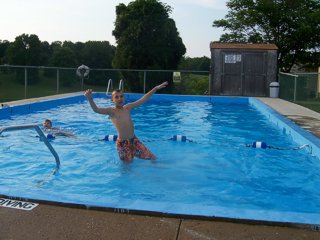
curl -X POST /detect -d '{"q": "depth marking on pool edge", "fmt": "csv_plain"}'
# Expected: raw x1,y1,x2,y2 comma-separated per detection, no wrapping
0,198,39,211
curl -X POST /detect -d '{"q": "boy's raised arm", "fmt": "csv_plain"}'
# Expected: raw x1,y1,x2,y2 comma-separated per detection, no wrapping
84,89,112,115
126,81,168,109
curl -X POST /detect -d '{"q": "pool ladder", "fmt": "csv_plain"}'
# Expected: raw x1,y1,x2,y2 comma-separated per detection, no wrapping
0,124,60,175
106,79,124,95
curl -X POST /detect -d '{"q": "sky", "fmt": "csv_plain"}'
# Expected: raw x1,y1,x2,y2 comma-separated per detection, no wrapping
0,0,228,58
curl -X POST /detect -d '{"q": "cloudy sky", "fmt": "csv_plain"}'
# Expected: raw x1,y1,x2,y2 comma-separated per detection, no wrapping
0,0,228,57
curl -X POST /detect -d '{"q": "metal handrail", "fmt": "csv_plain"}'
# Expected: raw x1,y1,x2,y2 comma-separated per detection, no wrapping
0,124,60,174
279,72,299,77
106,79,124,96
119,79,124,91
0,64,210,73
106,78,113,95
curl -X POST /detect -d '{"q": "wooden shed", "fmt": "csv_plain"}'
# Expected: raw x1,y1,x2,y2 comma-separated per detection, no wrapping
209,43,278,96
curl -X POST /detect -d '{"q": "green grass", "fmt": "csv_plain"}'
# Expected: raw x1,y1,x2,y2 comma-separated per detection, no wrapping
0,72,26,101
0,71,106,103
296,100,320,113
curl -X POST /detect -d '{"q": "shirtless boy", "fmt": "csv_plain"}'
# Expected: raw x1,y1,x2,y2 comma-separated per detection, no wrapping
84,81,168,161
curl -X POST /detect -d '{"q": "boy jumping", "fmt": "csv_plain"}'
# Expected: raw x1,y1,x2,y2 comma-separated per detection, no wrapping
84,81,168,161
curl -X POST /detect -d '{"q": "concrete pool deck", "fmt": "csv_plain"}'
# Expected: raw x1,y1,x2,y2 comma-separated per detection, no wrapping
1,94,320,239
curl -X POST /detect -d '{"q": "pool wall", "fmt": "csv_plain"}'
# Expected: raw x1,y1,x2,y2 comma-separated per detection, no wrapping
249,98,320,160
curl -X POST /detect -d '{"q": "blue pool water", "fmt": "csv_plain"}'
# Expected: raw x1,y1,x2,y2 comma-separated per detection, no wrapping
0,93,320,224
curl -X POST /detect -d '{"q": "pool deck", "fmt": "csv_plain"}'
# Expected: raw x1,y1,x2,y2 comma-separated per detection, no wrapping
1,94,320,239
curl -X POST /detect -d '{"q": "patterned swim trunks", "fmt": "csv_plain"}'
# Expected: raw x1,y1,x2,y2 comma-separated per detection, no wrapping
116,136,156,161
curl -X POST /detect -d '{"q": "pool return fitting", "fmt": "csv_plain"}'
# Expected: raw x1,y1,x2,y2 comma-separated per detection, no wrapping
0,124,60,175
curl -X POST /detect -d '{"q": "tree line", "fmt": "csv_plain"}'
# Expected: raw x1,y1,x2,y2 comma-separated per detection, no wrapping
0,35,117,86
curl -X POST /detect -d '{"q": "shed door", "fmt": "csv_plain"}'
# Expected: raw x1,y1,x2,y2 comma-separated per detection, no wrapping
221,52,267,96
243,53,266,96
221,53,242,95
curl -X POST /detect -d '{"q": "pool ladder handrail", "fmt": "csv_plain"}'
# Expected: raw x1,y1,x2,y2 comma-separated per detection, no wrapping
0,124,60,174
106,79,113,95
106,79,124,95
119,79,124,92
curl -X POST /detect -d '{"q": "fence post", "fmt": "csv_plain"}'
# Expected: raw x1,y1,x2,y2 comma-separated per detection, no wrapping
293,75,297,102
318,67,320,98
24,67,27,99
143,71,146,93
57,68,60,94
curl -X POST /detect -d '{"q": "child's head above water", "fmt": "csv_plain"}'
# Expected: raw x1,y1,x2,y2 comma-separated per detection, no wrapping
112,89,124,106
43,119,53,129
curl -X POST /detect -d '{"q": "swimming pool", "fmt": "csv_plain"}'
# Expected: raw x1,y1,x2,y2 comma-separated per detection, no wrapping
1,93,320,225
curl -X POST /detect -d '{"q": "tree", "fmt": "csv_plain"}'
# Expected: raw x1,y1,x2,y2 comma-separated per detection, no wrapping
212,0,320,72
62,41,84,66
0,40,10,64
51,41,63,51
6,34,42,66
178,56,210,71
6,34,42,84
50,46,76,67
112,0,186,91
49,46,77,86
39,41,51,66
81,41,116,85
82,41,115,68
72,42,86,66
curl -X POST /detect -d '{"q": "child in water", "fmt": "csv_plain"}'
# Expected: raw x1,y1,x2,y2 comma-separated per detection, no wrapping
84,81,168,161
43,119,75,137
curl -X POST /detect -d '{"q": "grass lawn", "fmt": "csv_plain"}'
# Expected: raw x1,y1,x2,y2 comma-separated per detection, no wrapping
0,71,106,102
296,100,320,113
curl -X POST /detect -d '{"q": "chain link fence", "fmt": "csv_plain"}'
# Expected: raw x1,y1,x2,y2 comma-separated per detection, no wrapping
0,65,210,103
279,71,320,112
2,65,319,112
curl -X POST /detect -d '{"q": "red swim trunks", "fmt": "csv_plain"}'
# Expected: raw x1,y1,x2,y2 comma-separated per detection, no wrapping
116,136,156,161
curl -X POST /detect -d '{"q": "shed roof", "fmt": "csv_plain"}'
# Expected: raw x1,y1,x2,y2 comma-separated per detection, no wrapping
210,42,278,50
